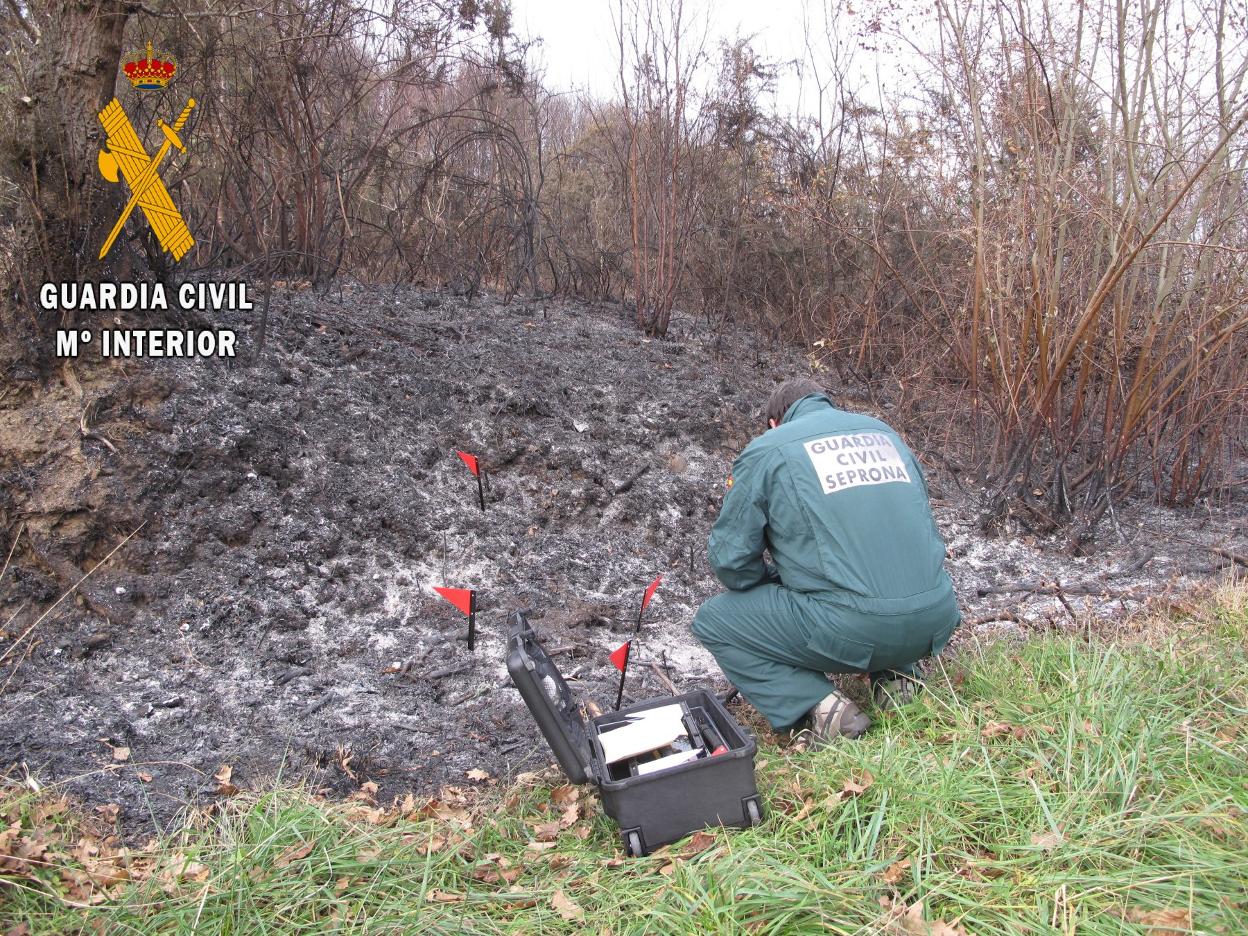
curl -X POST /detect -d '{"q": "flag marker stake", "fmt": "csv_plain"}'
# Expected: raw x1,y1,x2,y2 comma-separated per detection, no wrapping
636,574,661,634
613,642,630,711
456,451,486,513
612,575,661,711
433,586,477,655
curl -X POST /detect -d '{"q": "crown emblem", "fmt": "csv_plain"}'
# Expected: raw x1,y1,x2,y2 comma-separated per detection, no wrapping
122,41,177,90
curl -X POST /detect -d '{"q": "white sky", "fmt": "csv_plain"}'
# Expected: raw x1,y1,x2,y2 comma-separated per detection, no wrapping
511,0,923,116
511,0,1244,132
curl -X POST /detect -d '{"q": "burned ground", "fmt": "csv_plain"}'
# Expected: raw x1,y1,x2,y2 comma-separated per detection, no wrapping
1,286,1244,837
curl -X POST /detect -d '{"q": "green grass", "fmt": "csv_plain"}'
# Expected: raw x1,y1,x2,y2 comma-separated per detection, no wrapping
2,607,1246,935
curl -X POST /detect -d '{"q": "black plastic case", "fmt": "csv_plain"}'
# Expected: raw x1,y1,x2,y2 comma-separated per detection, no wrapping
505,611,763,856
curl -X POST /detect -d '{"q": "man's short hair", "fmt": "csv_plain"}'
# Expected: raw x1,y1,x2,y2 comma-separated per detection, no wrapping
767,378,826,427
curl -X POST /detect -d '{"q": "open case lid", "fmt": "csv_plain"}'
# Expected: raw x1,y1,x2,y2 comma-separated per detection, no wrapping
505,611,595,784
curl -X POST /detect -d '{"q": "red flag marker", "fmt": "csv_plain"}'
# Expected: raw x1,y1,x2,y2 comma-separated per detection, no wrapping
433,587,473,614
434,587,477,651
611,641,631,710
455,451,486,512
641,575,662,613
613,576,662,709
636,574,662,632
609,641,631,672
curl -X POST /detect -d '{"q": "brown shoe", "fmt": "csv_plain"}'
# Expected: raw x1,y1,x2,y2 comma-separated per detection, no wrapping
806,688,871,747
872,671,922,711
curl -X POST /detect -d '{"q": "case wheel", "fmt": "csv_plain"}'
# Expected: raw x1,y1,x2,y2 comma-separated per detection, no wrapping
744,797,763,826
623,830,645,858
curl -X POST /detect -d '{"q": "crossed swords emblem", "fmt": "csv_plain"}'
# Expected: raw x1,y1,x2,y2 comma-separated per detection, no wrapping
97,97,196,260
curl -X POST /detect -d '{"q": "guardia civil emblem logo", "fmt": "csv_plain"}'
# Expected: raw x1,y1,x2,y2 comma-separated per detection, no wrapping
96,41,195,261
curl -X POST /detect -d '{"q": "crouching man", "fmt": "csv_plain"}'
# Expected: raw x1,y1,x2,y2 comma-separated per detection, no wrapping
693,378,959,747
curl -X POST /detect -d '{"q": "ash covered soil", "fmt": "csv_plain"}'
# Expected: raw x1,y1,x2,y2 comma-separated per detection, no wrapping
2,285,1244,836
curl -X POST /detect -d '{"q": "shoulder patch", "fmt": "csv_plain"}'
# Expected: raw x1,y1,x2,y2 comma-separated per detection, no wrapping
803,432,911,494
725,474,734,489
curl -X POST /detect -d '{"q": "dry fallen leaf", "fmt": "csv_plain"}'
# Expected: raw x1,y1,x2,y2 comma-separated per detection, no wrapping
842,770,875,796
412,799,473,829
425,889,465,903
471,852,522,885
214,764,239,796
273,840,315,868
1213,725,1239,746
32,799,68,824
466,768,490,782
69,837,100,864
550,785,581,805
897,900,969,936
532,821,563,842
682,831,717,856
898,900,927,933
424,834,452,855
176,860,210,884
1199,816,1232,840
551,889,585,921
1017,760,1047,781
1030,830,1064,852
84,860,130,889
112,747,130,763
1124,907,1191,935
473,852,522,885
881,858,911,885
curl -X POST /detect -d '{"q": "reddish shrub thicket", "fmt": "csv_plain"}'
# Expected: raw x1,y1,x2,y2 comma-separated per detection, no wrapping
2,0,1244,512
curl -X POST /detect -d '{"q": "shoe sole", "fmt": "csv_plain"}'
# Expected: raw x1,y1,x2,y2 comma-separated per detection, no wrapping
810,712,871,747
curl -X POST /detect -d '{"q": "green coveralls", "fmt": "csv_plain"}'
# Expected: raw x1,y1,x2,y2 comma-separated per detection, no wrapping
692,394,959,729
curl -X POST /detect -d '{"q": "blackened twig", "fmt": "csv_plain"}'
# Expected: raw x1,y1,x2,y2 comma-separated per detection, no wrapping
613,465,650,495
427,662,472,680
1209,546,1248,569
966,610,1022,626
977,580,1128,599
649,662,677,695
